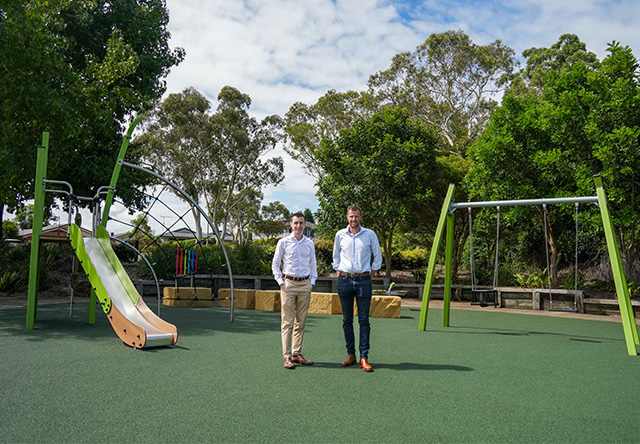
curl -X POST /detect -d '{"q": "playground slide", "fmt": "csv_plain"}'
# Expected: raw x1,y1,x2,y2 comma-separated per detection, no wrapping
69,224,177,348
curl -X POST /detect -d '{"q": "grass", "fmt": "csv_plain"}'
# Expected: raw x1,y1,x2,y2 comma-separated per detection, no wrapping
1,301,640,443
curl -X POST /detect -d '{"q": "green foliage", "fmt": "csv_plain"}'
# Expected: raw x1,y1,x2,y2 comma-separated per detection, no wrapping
303,208,315,224
316,107,439,276
560,269,587,291
589,279,617,293
0,0,183,224
0,271,20,293
392,248,430,269
283,89,372,180
412,269,427,284
467,37,640,285
2,220,19,239
112,242,138,263
313,238,334,276
368,30,516,157
139,86,284,240
514,269,548,288
140,240,275,280
125,214,155,242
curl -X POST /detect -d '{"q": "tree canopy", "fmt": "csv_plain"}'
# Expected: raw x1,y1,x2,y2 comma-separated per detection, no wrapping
368,30,516,157
467,39,640,284
138,86,284,240
0,0,184,237
316,107,439,277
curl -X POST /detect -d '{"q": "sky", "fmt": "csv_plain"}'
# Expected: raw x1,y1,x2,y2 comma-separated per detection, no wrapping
7,0,640,235
161,0,640,215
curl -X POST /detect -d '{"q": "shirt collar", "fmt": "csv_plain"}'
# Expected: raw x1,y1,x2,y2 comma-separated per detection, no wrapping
345,225,364,236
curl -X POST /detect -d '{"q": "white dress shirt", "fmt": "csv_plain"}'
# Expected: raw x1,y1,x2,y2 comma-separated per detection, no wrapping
272,233,318,286
332,226,382,274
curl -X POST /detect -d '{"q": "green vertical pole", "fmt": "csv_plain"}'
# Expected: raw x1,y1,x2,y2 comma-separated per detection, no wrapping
443,213,455,327
419,184,455,331
594,175,639,356
26,132,49,329
101,116,142,228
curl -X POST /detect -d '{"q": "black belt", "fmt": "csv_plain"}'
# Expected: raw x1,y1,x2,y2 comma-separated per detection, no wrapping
337,271,370,278
284,275,309,281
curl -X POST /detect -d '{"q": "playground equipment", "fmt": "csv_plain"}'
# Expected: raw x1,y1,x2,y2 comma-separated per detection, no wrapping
419,179,640,356
26,118,235,348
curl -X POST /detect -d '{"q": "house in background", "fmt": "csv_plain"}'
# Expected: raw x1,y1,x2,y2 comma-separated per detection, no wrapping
19,224,92,243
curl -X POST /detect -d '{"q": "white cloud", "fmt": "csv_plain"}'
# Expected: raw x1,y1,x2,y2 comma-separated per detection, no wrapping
13,1,636,227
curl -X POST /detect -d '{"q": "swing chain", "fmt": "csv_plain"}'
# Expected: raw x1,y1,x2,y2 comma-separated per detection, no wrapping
468,208,476,290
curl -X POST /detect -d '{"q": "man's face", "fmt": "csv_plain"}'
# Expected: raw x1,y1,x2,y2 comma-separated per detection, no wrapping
291,216,306,236
346,210,361,229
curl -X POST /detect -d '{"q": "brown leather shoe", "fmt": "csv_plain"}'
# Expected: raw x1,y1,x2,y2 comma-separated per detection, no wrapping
359,358,373,372
292,354,313,365
284,357,295,369
341,354,357,367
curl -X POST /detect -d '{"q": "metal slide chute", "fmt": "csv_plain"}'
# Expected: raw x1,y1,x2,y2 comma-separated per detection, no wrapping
69,223,177,348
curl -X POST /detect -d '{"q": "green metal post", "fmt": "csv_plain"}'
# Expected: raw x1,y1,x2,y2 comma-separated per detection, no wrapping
419,184,455,331
594,175,639,356
443,213,455,327
101,116,142,228
26,132,49,329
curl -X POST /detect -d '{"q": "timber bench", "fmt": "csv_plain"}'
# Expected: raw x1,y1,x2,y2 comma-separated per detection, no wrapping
494,287,585,312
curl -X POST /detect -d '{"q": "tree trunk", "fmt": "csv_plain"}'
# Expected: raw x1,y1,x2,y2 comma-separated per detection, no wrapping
0,203,4,239
384,229,393,279
191,208,202,241
617,226,638,284
542,215,561,289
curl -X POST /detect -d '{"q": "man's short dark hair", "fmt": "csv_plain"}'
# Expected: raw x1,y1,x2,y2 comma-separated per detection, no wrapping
291,212,305,221
347,205,361,215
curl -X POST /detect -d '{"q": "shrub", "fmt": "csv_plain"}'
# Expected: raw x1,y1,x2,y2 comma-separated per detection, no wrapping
393,248,429,269
2,220,19,239
314,239,334,274
514,268,547,288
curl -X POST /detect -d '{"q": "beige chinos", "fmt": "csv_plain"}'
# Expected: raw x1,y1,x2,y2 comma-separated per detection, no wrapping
281,279,312,358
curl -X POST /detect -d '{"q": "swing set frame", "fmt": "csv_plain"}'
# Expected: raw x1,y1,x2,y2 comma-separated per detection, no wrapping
418,176,640,356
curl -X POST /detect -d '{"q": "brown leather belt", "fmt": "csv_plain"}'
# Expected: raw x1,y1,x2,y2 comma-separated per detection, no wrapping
284,275,309,281
337,271,370,278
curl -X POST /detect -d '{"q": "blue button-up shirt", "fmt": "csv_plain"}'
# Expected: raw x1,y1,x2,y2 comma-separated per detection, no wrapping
332,226,382,274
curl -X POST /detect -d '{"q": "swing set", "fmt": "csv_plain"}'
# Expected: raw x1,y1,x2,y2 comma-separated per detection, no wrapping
467,201,582,311
419,177,640,356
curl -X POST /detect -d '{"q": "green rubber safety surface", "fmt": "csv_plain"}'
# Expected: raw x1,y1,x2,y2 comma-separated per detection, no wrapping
1,302,639,443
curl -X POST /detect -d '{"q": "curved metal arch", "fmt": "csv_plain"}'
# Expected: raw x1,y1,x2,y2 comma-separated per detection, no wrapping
117,160,236,321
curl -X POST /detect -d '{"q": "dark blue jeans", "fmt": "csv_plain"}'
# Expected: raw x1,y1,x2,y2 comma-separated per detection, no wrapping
338,275,372,359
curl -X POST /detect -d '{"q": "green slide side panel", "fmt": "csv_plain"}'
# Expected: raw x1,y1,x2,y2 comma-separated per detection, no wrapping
69,224,112,314
95,225,141,306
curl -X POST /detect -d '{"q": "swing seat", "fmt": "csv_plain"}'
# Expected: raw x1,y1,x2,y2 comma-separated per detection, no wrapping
471,288,498,307
545,291,580,313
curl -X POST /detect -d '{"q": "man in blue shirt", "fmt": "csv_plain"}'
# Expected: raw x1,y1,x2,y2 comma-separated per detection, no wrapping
332,205,382,372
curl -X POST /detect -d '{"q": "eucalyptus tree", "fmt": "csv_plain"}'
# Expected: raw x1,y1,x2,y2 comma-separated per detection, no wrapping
283,89,372,180
368,30,516,158
206,86,284,239
138,87,215,240
139,86,284,240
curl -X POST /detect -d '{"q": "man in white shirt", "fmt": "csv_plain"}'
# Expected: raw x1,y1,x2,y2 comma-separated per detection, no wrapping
332,205,382,372
272,212,318,369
